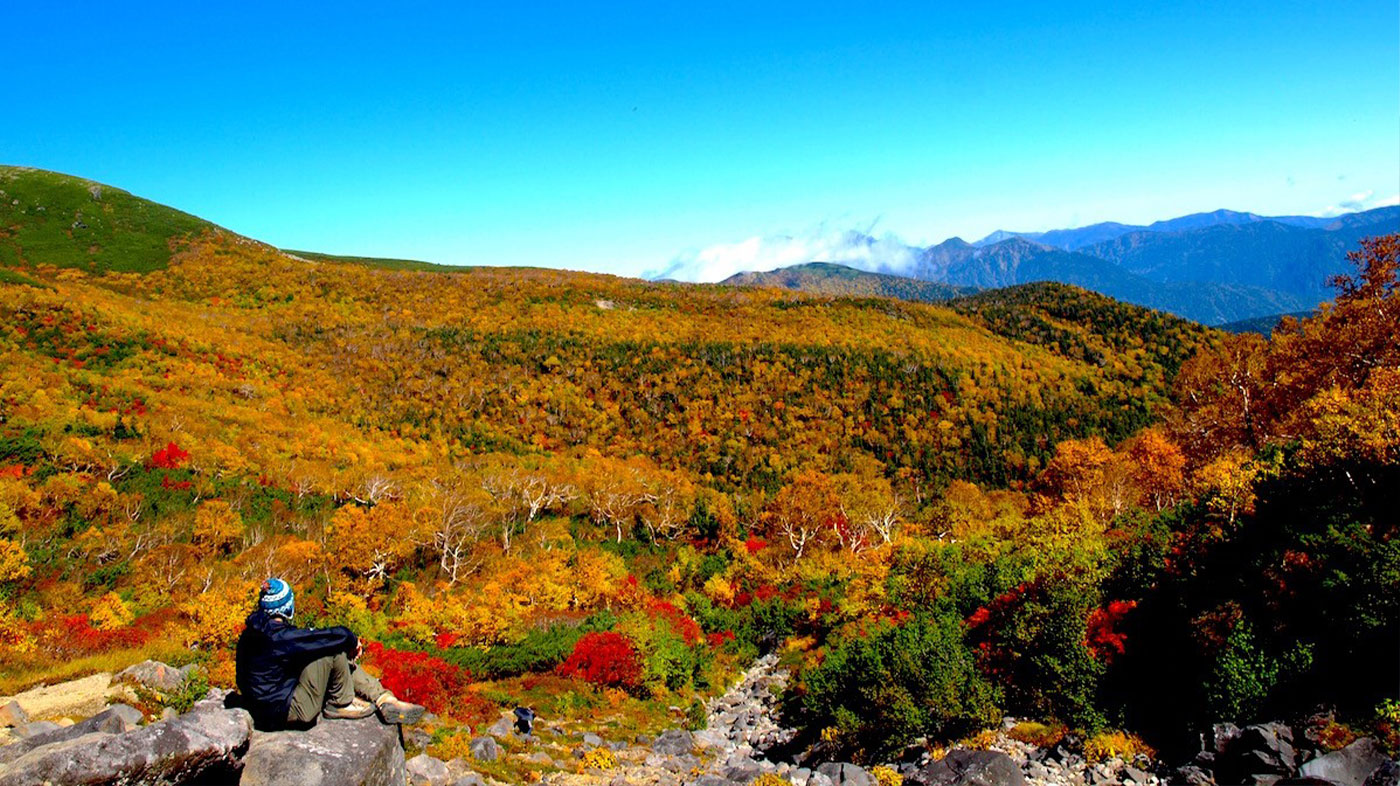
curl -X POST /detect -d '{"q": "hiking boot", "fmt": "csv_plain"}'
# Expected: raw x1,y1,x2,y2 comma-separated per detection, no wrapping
322,697,376,720
375,692,425,724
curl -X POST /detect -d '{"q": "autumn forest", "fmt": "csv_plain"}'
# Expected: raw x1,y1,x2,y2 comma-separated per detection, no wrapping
0,167,1396,774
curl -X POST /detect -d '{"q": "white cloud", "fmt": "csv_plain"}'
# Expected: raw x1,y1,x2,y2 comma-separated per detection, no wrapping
1319,190,1398,217
648,224,916,283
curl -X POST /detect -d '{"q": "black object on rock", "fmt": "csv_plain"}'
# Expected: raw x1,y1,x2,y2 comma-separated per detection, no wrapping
513,706,535,735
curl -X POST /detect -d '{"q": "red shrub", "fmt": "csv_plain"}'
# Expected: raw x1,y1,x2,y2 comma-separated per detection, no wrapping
743,536,768,555
149,442,190,469
363,642,469,716
648,600,702,645
706,630,736,648
556,632,642,689
1086,600,1137,662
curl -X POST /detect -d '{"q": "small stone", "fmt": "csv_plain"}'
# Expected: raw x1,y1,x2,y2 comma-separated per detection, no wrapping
486,714,514,738
162,706,179,721
652,728,694,756
468,736,499,762
407,753,452,786
404,726,432,750
584,732,604,747
453,776,485,786
12,720,60,739
0,701,28,728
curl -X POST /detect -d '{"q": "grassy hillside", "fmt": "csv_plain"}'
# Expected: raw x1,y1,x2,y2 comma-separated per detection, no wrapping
723,261,973,302
0,166,215,273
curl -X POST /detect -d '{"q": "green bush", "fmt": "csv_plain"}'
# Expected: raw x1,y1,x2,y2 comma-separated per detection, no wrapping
799,612,1000,760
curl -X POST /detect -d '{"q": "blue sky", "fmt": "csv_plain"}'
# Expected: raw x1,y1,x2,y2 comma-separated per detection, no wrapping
5,1,1397,279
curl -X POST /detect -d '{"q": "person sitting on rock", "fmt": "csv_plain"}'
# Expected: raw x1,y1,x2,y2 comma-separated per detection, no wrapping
235,578,425,730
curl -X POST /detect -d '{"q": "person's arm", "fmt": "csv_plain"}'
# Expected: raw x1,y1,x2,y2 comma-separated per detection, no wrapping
267,624,359,665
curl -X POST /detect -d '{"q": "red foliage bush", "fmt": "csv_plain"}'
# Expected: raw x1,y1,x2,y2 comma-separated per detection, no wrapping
706,630,736,648
363,642,470,716
648,600,702,645
743,536,768,555
556,631,642,689
149,442,190,469
1085,600,1137,662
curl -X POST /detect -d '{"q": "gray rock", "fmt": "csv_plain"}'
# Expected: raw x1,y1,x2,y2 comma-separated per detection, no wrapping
407,753,452,786
584,732,604,747
10,720,60,739
468,735,499,762
241,714,406,786
808,772,836,786
1218,722,1297,784
726,759,764,782
0,704,252,786
453,776,486,786
693,777,729,786
115,659,188,693
652,728,694,756
162,706,179,722
0,702,27,728
486,714,514,738
1173,764,1214,785
1299,738,1391,786
525,751,554,765
1123,764,1150,784
404,726,432,750
817,763,876,786
907,749,1027,786
0,703,145,764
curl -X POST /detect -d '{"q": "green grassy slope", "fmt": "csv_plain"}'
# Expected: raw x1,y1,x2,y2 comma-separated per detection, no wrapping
0,166,216,273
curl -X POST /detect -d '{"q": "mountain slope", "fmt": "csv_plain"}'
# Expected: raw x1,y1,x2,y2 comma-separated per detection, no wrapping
908,237,1306,324
1086,207,1400,303
0,166,216,273
723,262,973,302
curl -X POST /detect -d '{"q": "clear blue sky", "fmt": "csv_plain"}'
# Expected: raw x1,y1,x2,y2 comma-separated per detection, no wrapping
5,1,1397,279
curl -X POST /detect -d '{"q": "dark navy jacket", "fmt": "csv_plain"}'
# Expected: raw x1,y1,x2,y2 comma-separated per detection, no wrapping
234,610,358,729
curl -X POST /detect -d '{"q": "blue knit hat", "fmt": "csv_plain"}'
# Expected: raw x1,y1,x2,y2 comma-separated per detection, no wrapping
259,578,295,619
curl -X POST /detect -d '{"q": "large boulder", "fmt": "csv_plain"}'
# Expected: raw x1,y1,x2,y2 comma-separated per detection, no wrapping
240,714,407,786
0,702,252,786
115,660,190,694
907,749,1027,786
1217,722,1298,784
468,735,498,762
816,762,875,786
0,703,143,764
1297,738,1392,786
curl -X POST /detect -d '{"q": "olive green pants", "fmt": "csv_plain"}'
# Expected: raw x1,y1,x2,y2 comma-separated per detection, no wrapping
286,652,387,724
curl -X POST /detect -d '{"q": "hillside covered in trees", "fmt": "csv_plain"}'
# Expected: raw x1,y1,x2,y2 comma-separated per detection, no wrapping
0,168,1395,778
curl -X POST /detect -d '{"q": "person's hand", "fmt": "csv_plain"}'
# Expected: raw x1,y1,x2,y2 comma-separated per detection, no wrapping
353,639,363,661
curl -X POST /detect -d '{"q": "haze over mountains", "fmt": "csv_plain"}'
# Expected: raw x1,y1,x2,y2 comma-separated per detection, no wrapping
714,206,1399,325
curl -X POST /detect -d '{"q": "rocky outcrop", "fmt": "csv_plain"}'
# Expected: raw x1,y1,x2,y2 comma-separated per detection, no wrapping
0,699,251,786
0,703,142,764
0,672,119,720
1298,738,1392,786
240,713,407,786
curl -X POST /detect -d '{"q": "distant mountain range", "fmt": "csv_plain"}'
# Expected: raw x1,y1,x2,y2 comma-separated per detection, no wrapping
724,206,1399,325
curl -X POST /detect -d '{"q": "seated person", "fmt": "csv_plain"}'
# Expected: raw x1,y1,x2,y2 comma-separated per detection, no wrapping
235,578,425,729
